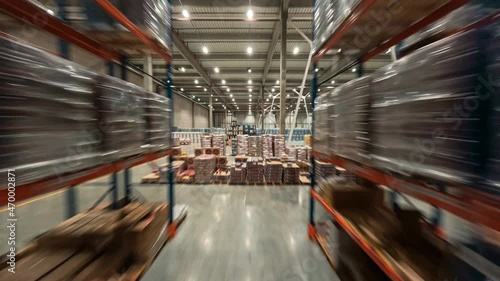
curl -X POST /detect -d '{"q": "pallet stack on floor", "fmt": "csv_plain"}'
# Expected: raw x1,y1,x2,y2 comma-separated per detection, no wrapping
246,157,265,184
194,155,216,184
230,164,247,184
0,201,168,280
265,161,283,184
237,135,249,155
273,135,286,157
283,163,300,184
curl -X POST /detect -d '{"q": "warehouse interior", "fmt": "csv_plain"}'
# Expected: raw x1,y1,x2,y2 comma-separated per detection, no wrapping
0,0,499,281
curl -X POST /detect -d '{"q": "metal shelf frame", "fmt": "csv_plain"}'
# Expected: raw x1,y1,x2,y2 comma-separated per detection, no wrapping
0,0,177,236
308,0,499,280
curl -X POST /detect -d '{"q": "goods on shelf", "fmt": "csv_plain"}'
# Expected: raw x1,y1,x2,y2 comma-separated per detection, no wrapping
248,136,262,157
144,92,172,150
315,160,336,180
370,30,483,184
201,135,212,147
273,134,286,157
84,0,172,49
2,202,168,280
0,36,102,186
283,163,300,184
230,163,247,184
313,94,333,155
212,134,226,156
400,4,497,55
95,75,146,161
262,134,274,158
194,155,216,184
265,161,283,184
313,0,361,52
237,134,249,155
483,26,500,194
332,76,371,162
246,157,264,184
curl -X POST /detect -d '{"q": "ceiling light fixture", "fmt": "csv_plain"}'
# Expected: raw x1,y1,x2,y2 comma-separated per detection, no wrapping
248,68,252,73
276,80,279,85
315,68,319,72
249,99,252,101
230,94,233,97
181,88,184,91
331,80,335,84
247,9,254,20
227,88,230,92
266,99,269,102
248,79,252,85
249,89,252,92
182,9,189,18
214,67,219,73
215,98,218,101
221,79,226,85
181,67,185,72
247,46,253,55
352,68,357,72
271,88,275,92
293,47,299,55
249,94,252,97
202,46,209,54
204,88,207,92
232,98,235,101
194,79,199,84
338,48,342,53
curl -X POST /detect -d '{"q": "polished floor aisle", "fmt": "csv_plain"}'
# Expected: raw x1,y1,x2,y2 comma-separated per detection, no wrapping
142,183,339,281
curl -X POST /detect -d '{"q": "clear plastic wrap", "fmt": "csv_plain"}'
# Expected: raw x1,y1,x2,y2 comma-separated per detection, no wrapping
399,4,498,55
313,93,334,155
143,91,171,151
332,76,372,163
369,30,483,184
95,75,146,162
483,24,500,194
313,0,361,53
0,36,101,186
84,0,172,49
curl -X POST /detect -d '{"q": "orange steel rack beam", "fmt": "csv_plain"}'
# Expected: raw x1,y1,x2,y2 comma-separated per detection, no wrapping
311,189,405,281
0,149,171,206
312,151,500,232
0,0,121,63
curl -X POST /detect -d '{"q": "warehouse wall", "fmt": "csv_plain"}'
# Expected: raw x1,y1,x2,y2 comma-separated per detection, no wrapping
7,25,208,128
232,111,311,129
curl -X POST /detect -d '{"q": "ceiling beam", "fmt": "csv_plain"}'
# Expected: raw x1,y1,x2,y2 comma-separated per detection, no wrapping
172,30,231,108
261,21,281,86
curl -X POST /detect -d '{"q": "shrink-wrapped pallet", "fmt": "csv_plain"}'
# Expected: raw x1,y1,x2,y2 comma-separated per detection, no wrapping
95,75,146,162
265,161,283,184
0,37,101,186
333,76,371,163
143,92,171,150
313,94,333,155
273,135,286,158
370,30,483,184
313,0,361,53
297,147,308,162
201,135,212,148
194,155,216,184
262,134,274,158
230,164,247,184
212,134,226,156
237,134,249,155
483,26,500,194
246,157,264,184
248,136,262,157
283,163,300,184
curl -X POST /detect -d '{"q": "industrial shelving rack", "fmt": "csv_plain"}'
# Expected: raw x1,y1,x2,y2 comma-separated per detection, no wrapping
308,1,500,280
0,0,180,276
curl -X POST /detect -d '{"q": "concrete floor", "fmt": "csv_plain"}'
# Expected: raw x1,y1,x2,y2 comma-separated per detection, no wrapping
0,161,339,281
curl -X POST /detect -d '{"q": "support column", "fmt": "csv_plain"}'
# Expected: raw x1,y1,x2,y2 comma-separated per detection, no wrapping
260,85,264,131
122,57,131,202
209,88,213,133
279,1,288,134
144,54,153,92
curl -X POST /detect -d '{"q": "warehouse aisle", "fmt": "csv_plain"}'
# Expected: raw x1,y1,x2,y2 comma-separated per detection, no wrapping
139,183,339,281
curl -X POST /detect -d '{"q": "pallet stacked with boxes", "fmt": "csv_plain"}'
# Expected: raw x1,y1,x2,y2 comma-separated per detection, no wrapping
246,157,265,184
273,135,286,158
237,134,249,155
194,155,216,184
265,161,283,184
248,136,262,157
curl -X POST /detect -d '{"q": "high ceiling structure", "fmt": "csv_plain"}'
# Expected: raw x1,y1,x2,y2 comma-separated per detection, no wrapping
3,0,392,112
